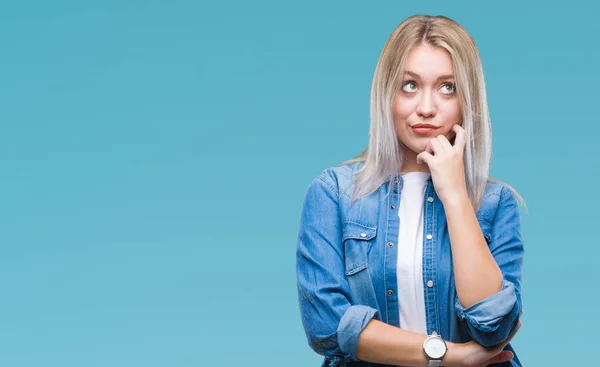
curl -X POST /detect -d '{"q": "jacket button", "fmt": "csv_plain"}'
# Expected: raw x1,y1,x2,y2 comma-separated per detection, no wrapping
427,197,434,203
427,280,434,288
387,290,393,296
426,234,433,240
390,205,396,210
387,242,394,247
360,233,367,238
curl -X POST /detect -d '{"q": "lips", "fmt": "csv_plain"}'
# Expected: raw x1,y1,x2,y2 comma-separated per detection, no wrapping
411,124,440,135
411,124,440,129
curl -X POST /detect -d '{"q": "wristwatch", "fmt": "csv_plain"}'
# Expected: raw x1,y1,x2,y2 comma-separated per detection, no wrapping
423,334,447,367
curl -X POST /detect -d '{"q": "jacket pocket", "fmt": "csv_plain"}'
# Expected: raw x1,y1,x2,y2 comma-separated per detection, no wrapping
341,220,376,276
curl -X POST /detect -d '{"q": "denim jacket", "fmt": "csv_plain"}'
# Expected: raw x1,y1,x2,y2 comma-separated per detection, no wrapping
296,162,524,367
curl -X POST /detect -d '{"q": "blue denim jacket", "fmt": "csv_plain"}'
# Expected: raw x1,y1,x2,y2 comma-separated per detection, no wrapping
296,162,524,367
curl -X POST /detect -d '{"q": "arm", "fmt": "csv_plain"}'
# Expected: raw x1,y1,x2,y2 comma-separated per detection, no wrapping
297,172,465,366
444,185,524,346
357,319,519,367
357,319,469,366
296,172,376,360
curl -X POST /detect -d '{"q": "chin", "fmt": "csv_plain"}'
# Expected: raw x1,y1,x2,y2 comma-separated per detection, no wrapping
401,140,428,154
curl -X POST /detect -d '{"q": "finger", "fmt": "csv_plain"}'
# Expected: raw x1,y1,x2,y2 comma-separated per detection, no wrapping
483,351,513,366
488,351,514,365
452,124,467,153
429,137,444,155
425,140,434,155
435,134,453,153
445,128,457,145
416,151,433,165
485,351,514,366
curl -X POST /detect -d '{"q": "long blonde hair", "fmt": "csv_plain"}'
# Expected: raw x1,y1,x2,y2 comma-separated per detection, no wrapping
341,14,525,212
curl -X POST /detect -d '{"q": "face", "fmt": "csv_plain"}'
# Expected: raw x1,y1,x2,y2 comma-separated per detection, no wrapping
393,44,462,157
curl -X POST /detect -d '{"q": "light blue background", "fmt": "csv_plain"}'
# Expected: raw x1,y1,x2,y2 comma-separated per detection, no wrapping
1,1,597,366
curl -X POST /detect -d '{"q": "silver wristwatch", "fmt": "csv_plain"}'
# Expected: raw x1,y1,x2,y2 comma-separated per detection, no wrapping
423,334,447,367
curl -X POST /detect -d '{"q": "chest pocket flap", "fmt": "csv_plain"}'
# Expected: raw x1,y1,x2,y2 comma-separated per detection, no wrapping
341,220,376,276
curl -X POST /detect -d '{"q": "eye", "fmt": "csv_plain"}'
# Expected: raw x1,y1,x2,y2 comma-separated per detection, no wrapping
402,80,417,93
441,82,456,94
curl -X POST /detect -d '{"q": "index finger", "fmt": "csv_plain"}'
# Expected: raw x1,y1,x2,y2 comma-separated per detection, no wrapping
452,124,467,151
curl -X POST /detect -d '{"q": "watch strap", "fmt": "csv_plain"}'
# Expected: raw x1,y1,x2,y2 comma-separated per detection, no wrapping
427,360,441,367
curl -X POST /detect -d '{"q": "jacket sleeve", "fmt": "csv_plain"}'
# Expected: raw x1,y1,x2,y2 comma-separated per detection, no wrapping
296,171,379,361
454,185,524,346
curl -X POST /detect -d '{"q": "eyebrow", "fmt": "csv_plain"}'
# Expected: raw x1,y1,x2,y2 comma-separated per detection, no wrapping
404,70,454,81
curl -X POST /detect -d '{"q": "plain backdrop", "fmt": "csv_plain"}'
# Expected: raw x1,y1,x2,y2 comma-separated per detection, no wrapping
1,1,598,366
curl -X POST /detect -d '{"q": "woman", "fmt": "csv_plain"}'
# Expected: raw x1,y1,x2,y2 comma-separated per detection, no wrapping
296,15,525,367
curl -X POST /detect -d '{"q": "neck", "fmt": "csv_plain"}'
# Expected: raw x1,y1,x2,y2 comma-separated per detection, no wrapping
400,148,430,175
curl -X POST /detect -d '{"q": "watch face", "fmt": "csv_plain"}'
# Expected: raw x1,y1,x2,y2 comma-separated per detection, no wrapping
424,337,446,359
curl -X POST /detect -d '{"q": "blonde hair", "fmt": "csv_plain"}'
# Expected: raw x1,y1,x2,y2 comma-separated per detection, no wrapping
341,14,526,212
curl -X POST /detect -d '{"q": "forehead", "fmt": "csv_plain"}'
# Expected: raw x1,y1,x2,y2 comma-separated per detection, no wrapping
404,44,454,78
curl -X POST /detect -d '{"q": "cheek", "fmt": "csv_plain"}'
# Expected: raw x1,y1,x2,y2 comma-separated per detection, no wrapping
442,100,462,122
393,96,415,121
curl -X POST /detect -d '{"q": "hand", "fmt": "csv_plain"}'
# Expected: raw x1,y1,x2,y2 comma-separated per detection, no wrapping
416,124,467,204
446,320,522,367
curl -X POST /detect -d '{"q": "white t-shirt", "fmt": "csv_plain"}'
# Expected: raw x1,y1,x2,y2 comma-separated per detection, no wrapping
396,171,430,335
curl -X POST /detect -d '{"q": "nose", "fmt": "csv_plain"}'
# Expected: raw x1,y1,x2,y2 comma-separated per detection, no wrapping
416,92,437,118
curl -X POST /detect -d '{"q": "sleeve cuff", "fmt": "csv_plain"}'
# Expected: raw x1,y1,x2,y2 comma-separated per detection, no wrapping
455,279,520,346
336,305,379,360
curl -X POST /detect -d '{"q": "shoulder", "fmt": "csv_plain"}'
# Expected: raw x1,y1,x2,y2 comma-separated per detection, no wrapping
314,161,366,197
478,179,521,222
483,179,520,203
